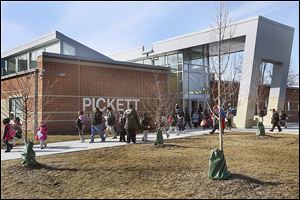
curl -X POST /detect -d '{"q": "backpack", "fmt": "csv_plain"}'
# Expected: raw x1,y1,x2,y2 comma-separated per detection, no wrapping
7,124,16,138
76,118,82,130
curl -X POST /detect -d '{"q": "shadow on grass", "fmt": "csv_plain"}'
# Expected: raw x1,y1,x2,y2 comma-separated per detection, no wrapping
157,144,199,149
25,163,79,172
229,173,282,186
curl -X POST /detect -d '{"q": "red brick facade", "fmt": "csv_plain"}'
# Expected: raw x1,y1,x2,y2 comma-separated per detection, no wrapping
1,54,169,134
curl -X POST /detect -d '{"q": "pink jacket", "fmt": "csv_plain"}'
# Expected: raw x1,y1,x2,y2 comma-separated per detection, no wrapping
3,124,13,141
38,126,48,140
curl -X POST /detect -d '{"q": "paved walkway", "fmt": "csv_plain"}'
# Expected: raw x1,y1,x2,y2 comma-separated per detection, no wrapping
1,124,298,161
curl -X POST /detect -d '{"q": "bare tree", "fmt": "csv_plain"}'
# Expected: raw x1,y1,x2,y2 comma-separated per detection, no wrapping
208,2,236,150
140,71,179,126
287,67,299,87
1,70,57,143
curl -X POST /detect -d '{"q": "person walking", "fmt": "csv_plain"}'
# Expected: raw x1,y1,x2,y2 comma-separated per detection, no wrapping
226,111,233,130
184,111,192,129
167,112,179,136
117,111,126,142
279,110,288,128
269,108,282,132
77,111,88,142
2,118,14,153
90,108,106,143
175,104,185,133
36,121,48,149
12,117,23,146
106,107,117,139
123,104,140,144
141,112,151,143
210,105,220,134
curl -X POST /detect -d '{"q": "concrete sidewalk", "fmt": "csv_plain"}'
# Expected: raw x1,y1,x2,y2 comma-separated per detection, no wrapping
1,126,298,161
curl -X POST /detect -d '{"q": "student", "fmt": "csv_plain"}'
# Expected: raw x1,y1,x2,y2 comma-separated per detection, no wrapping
123,104,140,144
167,112,179,136
269,108,282,132
210,105,219,134
226,111,233,130
106,107,117,139
90,108,105,143
36,121,48,149
117,111,126,142
2,118,14,153
141,112,151,143
184,111,192,129
279,110,288,128
12,117,23,146
77,111,88,143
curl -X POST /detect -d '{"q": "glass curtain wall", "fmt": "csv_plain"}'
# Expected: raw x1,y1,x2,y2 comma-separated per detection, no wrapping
166,53,183,94
182,45,210,112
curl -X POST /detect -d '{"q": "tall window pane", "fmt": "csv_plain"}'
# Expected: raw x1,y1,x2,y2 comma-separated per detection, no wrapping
30,48,44,69
7,58,16,74
167,54,178,65
63,42,75,56
154,56,165,66
45,42,60,53
9,97,23,120
18,54,28,72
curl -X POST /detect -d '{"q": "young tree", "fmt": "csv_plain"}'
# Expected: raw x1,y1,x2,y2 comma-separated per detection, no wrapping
208,1,236,150
140,71,179,126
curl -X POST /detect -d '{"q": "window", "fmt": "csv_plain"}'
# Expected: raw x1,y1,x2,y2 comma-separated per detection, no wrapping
9,97,23,120
170,65,177,72
62,42,75,55
18,54,28,72
154,56,165,66
178,53,183,63
7,58,16,74
143,59,152,65
167,54,178,66
30,48,44,69
178,64,182,71
45,42,60,53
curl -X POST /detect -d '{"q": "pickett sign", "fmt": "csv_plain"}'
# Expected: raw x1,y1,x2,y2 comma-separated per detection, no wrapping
83,97,140,112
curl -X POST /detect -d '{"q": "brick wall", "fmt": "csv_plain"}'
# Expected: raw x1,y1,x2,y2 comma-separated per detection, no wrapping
40,55,168,134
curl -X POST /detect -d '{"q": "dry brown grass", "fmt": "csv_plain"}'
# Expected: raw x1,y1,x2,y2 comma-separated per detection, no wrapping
1,132,299,199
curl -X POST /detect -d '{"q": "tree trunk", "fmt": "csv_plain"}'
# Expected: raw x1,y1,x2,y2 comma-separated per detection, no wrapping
218,9,223,151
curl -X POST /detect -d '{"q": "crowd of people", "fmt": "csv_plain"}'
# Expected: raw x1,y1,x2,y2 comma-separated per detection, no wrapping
75,103,239,143
2,103,289,152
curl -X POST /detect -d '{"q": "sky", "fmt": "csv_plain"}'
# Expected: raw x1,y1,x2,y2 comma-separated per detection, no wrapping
1,1,299,73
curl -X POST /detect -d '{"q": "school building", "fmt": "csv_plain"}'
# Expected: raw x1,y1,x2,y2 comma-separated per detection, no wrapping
1,16,299,134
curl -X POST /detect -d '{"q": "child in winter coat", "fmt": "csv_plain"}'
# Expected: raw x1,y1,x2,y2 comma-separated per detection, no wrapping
117,111,126,142
77,111,88,142
141,112,151,143
167,113,179,136
2,118,14,153
12,117,23,146
36,121,48,149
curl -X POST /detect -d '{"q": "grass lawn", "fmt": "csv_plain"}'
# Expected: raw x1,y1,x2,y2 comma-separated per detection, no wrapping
1,132,299,199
